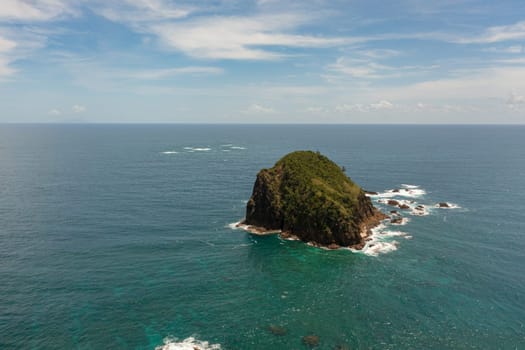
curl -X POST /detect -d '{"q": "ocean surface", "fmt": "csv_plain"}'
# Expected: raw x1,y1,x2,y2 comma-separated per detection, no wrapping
0,124,524,349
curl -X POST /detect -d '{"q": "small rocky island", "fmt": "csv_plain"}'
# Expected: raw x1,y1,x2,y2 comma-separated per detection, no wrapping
240,151,386,249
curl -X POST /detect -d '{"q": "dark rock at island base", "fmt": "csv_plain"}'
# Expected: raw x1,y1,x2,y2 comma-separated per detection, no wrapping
327,243,340,250
243,151,386,248
302,335,320,347
438,202,450,208
390,210,398,214
390,217,404,224
392,188,400,193
387,199,400,206
364,190,378,195
267,324,288,336
399,204,410,210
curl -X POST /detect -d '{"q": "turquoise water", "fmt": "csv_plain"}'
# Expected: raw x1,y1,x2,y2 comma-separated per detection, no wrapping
1,125,524,349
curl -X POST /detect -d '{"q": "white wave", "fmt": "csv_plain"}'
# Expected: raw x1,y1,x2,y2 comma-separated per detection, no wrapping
161,151,178,154
372,186,426,199
390,217,410,225
184,147,212,152
380,230,408,238
227,221,244,230
155,337,221,350
346,223,398,256
221,144,233,147
352,240,399,257
222,149,231,152
231,243,252,249
230,146,246,150
377,198,414,208
410,204,430,216
401,184,419,189
434,202,461,209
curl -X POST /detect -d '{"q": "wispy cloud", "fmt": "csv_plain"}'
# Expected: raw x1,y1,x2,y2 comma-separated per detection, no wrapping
456,20,525,44
0,35,18,78
96,0,193,23
507,92,525,109
48,108,62,116
335,100,394,113
483,45,524,54
0,0,75,80
0,0,76,21
124,66,223,80
325,55,438,81
245,103,275,114
93,1,355,61
149,14,351,60
72,104,86,113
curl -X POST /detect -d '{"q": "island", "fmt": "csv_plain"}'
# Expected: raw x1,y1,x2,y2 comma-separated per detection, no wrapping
240,151,386,249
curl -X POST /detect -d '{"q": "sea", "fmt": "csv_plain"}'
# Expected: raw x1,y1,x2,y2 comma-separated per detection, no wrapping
0,124,524,349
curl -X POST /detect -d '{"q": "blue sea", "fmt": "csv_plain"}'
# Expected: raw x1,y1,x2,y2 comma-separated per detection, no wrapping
1,124,524,349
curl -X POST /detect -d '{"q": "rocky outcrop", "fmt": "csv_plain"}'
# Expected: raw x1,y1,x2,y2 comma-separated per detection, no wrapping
243,151,386,248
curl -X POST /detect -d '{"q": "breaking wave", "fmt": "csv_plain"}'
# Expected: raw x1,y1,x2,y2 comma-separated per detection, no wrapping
161,151,179,154
184,147,211,152
348,224,407,257
435,202,461,209
229,184,459,257
155,337,221,350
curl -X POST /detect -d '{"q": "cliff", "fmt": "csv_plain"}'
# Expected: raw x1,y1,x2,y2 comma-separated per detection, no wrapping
243,151,386,249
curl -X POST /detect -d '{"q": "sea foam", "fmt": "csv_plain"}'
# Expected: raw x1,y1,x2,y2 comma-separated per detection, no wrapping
155,337,221,350
184,147,212,152
374,188,426,198
435,202,461,209
345,223,407,257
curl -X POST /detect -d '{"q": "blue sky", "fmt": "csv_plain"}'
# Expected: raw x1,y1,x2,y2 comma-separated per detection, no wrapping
1,0,525,123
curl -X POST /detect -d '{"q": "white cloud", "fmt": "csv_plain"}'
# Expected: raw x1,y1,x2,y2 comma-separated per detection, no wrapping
335,100,394,113
507,92,525,109
72,104,86,113
0,1,71,80
370,100,394,109
325,56,437,81
306,106,326,113
358,49,401,59
373,66,525,102
149,14,350,60
96,0,192,23
246,104,275,114
484,45,524,54
0,36,17,53
126,66,223,80
327,57,382,78
48,108,62,115
457,20,525,44
94,3,355,61
0,0,76,21
0,36,18,78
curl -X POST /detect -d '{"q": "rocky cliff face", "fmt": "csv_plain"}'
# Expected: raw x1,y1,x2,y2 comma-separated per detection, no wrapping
244,151,385,248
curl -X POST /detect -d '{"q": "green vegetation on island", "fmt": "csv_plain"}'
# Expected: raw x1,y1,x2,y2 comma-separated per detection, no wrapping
243,151,385,248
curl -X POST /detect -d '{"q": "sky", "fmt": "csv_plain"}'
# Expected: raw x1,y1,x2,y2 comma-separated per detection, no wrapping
1,0,525,123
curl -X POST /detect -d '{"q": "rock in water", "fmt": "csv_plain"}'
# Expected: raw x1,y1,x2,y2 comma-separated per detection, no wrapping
243,151,386,248
302,335,320,347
